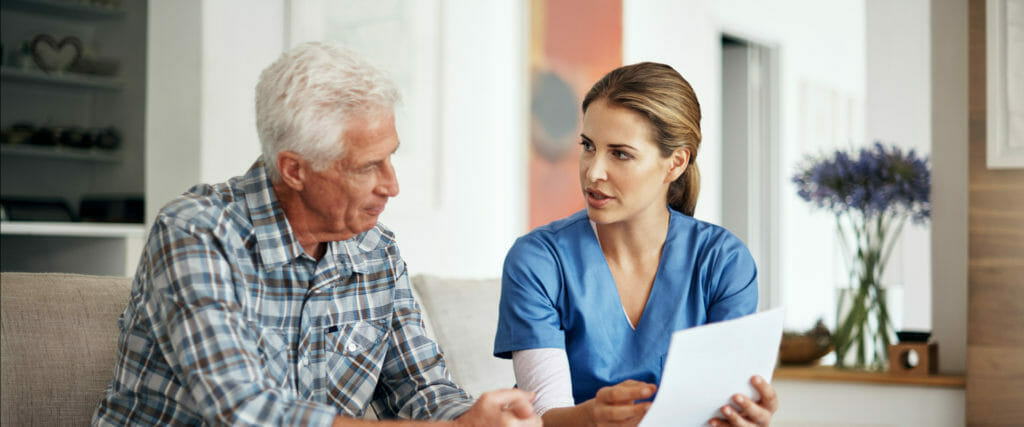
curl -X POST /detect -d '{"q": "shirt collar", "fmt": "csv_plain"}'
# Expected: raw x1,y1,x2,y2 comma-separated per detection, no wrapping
243,158,305,269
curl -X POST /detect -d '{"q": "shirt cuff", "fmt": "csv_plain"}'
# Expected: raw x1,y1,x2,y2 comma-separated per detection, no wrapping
431,397,474,421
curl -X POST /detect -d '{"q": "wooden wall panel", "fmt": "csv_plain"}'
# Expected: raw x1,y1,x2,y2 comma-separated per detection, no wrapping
967,0,1024,424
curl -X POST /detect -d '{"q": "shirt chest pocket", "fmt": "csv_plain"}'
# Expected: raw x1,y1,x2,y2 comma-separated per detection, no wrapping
324,319,390,415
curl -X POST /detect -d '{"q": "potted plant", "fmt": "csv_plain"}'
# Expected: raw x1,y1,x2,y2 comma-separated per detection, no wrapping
792,142,931,370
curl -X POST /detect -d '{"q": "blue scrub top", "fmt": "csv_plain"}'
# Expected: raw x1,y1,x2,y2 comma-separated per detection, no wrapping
494,209,757,404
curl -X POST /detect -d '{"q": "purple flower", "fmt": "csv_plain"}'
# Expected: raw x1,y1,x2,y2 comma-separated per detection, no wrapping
792,142,931,224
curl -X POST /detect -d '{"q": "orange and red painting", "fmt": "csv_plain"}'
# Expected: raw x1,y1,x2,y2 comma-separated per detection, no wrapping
528,0,622,229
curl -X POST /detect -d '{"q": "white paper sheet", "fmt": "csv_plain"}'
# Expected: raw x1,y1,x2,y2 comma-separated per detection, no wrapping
639,307,785,427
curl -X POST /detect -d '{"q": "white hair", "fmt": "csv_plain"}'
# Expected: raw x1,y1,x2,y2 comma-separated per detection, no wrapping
255,42,400,182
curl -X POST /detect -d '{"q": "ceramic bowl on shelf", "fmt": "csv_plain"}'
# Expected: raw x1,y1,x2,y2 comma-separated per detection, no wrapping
896,330,931,343
779,334,833,365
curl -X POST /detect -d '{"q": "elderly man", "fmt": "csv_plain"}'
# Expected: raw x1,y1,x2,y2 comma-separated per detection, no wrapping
93,42,539,426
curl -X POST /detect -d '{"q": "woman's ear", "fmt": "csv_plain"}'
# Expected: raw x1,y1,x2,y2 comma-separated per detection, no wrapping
276,151,307,191
665,148,690,183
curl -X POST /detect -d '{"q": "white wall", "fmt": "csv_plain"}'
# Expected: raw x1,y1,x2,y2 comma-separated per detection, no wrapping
378,0,528,279
773,380,964,426
198,1,280,184
865,0,933,332
147,0,277,223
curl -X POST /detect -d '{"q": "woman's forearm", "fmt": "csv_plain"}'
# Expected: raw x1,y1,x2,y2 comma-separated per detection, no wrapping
540,401,593,427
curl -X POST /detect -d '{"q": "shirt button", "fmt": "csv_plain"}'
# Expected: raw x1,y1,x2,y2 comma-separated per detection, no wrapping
346,343,358,353
302,358,309,367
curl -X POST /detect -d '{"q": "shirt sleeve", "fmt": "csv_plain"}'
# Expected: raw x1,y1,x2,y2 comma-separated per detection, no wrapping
372,253,474,421
512,349,575,415
705,230,759,322
143,220,338,426
494,234,566,359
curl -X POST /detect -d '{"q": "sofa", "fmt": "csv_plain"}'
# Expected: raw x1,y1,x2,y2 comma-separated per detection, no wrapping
0,272,514,425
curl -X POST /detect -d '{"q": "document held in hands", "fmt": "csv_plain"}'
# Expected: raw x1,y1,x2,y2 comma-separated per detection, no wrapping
639,307,785,427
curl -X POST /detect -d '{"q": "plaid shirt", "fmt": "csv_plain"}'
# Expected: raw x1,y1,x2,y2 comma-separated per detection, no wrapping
94,160,473,426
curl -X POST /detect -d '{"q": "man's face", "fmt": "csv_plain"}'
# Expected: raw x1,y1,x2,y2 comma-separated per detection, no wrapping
298,113,400,240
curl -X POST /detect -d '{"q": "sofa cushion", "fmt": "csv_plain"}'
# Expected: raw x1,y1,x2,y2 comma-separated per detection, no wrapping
409,275,515,398
1,272,131,425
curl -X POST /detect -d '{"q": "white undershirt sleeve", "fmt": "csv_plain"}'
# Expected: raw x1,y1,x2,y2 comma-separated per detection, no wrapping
512,348,576,415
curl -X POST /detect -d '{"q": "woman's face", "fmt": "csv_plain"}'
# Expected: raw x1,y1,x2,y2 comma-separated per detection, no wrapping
579,98,685,225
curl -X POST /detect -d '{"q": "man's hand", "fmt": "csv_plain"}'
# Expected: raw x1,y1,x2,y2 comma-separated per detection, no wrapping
453,389,541,427
582,379,656,427
708,375,778,427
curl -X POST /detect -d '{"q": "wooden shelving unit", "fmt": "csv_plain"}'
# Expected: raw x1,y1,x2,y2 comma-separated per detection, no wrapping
774,365,965,388
0,143,121,162
1,67,123,90
0,0,125,19
0,220,144,238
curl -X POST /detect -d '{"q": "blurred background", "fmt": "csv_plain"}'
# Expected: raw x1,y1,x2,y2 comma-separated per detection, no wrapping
2,0,1017,424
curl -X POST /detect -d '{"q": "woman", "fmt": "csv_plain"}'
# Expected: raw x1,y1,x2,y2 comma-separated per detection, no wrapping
494,62,777,427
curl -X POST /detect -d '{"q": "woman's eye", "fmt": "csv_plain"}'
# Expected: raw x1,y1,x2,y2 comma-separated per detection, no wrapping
580,140,594,151
614,150,632,160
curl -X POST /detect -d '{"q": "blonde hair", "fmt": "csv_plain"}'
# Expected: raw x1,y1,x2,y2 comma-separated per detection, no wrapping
582,62,702,216
255,42,400,182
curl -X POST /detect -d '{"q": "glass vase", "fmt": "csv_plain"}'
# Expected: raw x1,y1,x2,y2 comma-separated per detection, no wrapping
834,286,894,371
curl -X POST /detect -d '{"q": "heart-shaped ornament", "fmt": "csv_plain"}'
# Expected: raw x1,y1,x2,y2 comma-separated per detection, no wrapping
31,34,83,72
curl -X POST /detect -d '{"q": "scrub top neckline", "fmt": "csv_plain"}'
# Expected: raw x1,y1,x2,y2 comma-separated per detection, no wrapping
586,209,676,332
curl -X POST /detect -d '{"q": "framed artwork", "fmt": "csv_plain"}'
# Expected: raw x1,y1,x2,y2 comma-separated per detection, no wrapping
986,0,1024,169
528,0,622,228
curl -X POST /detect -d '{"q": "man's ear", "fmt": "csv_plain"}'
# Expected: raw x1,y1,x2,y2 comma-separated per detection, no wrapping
665,147,690,183
276,151,307,191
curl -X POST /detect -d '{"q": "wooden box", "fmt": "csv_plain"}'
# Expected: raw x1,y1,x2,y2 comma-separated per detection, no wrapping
888,342,938,376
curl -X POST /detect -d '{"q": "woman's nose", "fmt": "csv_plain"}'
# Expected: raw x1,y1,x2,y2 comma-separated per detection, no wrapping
585,156,607,182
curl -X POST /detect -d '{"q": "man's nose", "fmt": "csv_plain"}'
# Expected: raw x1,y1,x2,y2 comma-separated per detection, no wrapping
378,159,399,197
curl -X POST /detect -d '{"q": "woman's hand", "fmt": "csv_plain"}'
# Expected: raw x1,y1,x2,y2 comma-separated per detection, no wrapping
582,379,656,426
708,375,778,427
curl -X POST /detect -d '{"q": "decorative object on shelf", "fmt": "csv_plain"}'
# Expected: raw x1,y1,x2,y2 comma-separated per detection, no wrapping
888,330,938,376
93,126,121,150
69,55,119,76
30,34,83,72
0,198,76,222
0,123,37,145
0,123,121,151
79,195,143,223
58,126,90,148
9,41,36,69
29,127,58,146
792,142,931,371
779,319,833,365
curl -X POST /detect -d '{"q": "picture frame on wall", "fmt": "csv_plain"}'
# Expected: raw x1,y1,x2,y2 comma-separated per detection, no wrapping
986,0,1024,169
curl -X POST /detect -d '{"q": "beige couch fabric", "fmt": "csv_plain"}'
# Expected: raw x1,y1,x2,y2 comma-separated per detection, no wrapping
409,275,515,397
1,272,131,426
0,273,515,425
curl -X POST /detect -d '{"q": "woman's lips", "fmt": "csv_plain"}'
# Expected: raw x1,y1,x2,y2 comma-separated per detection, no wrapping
585,188,612,209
